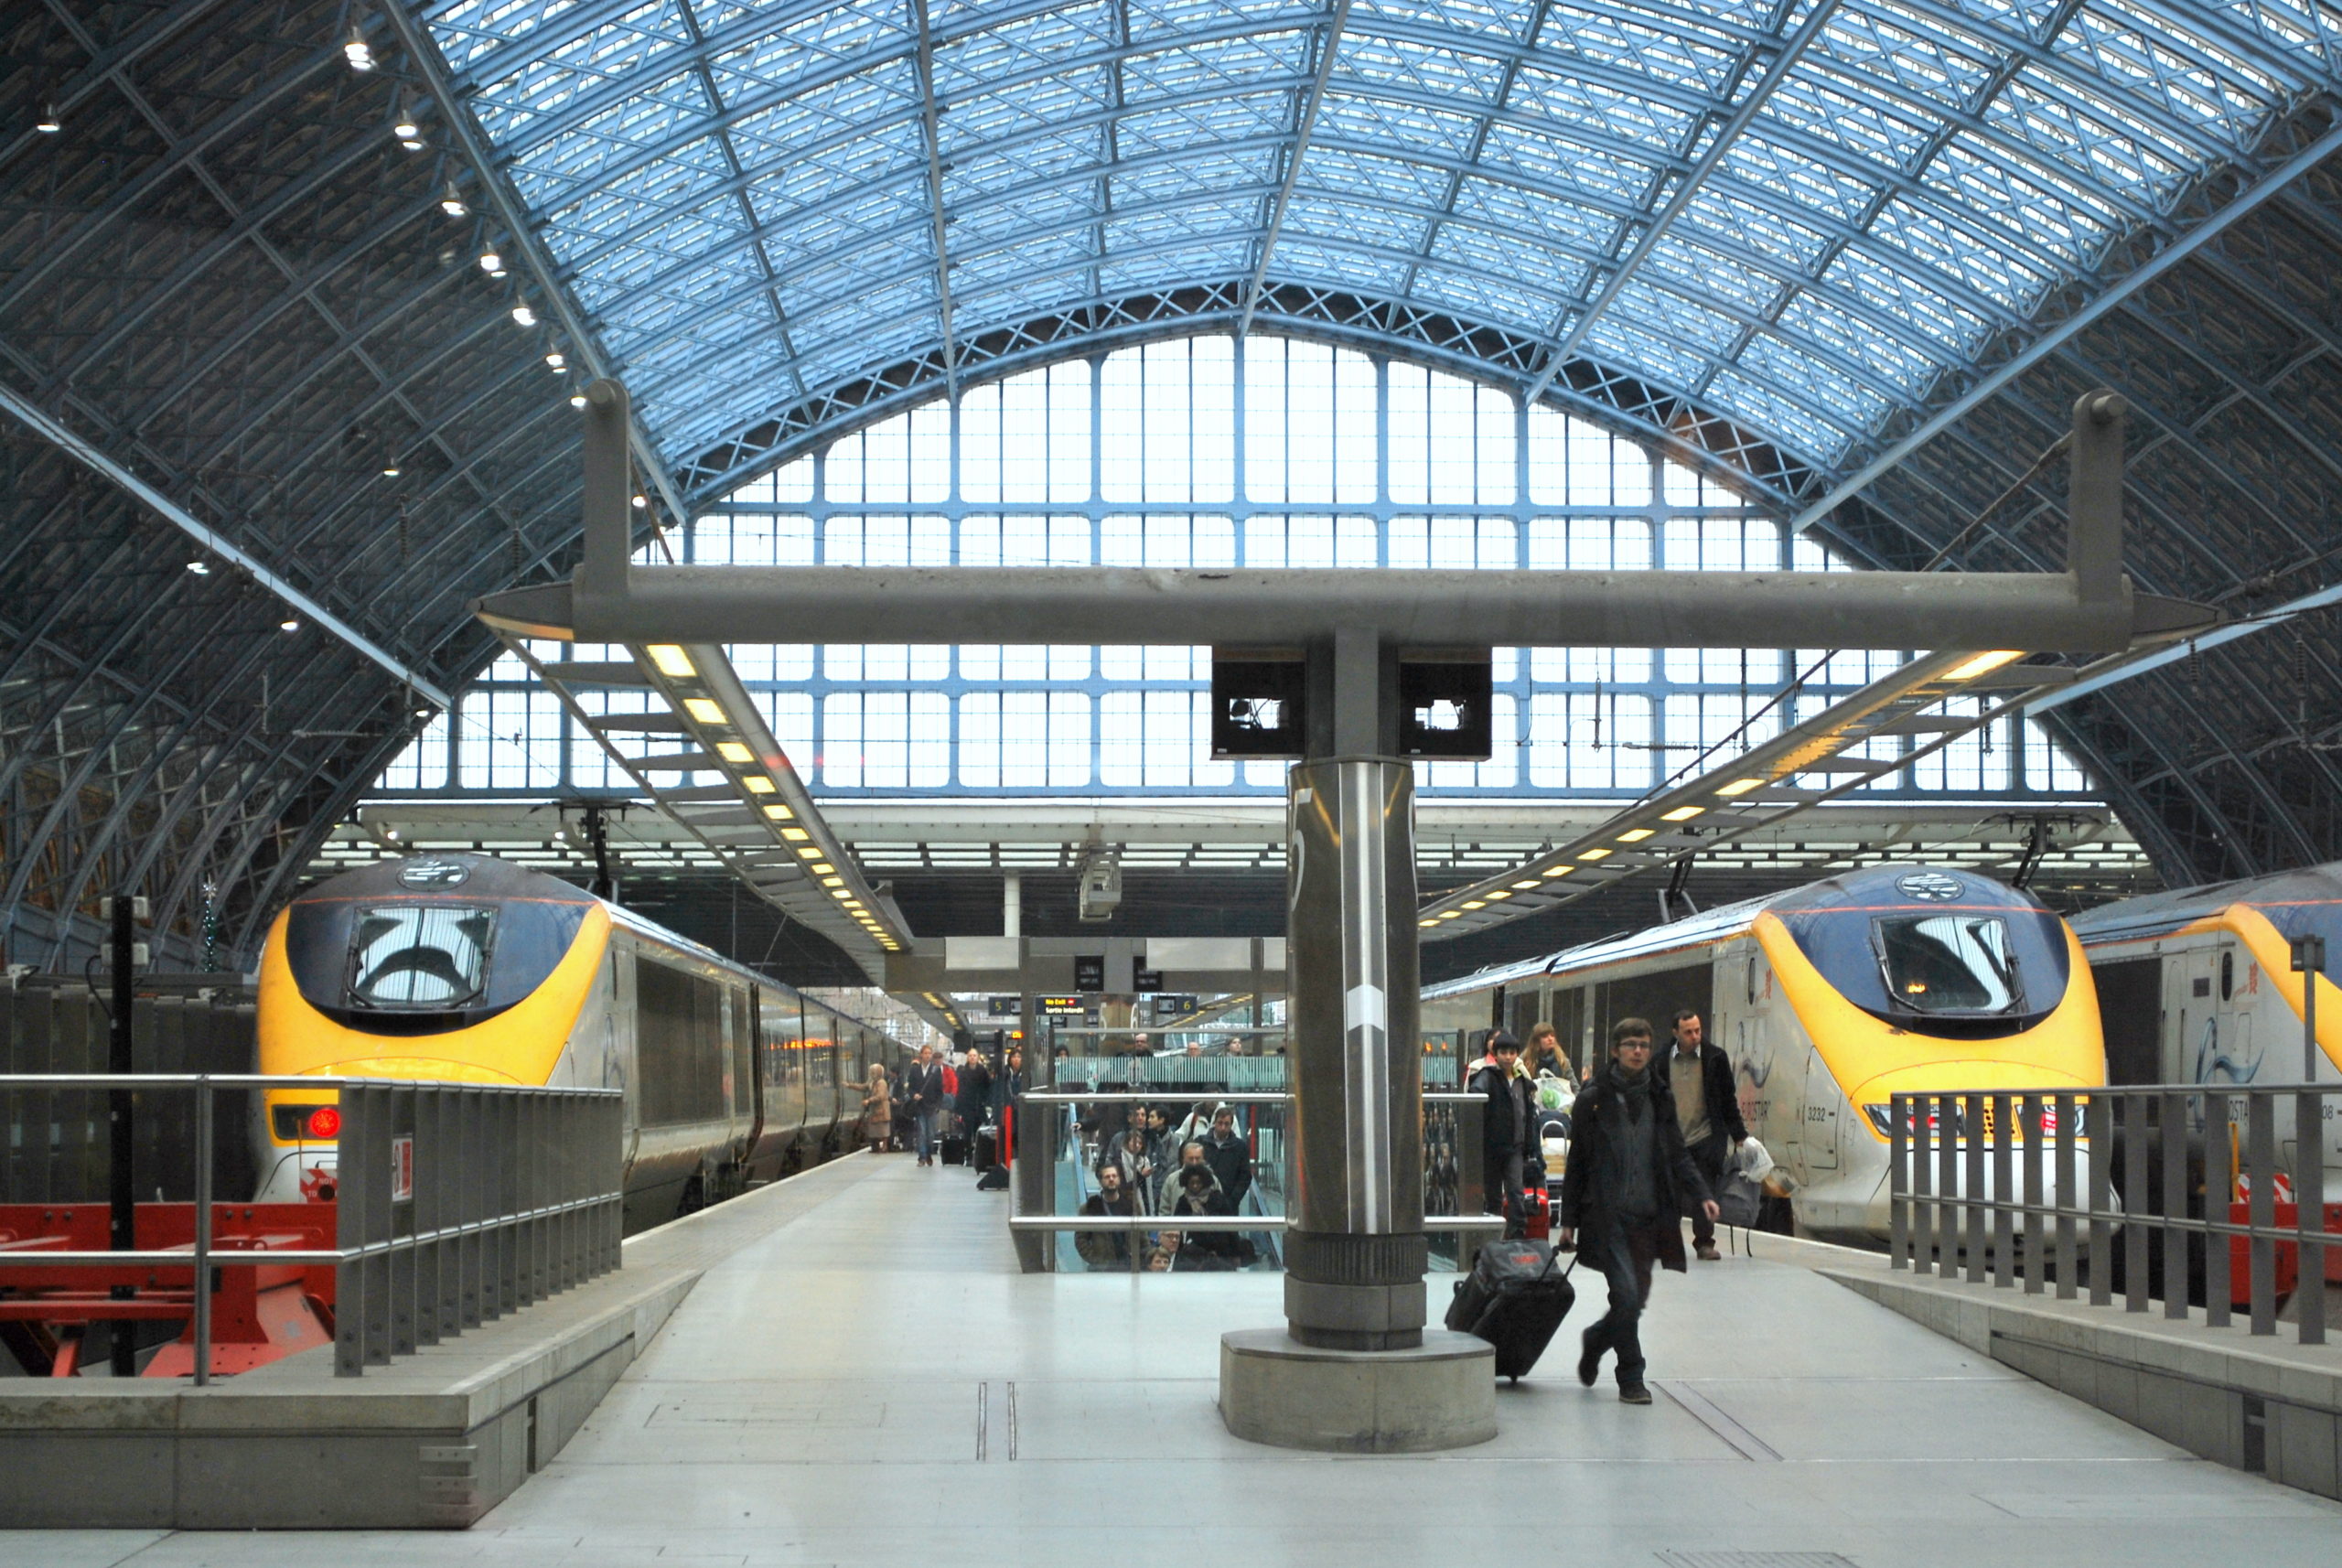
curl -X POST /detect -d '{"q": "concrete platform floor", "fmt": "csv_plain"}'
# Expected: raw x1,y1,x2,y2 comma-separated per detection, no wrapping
14,1155,2342,1567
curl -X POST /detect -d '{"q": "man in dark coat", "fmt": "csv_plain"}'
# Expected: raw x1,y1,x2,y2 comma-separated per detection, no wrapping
953,1047,994,1147
1557,1016,1716,1404
901,1046,949,1166
1467,1032,1530,1233
1667,1009,1747,1261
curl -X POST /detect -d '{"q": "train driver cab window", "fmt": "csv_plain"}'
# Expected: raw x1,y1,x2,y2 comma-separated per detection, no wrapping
348,906,494,1008
1872,915,2022,1017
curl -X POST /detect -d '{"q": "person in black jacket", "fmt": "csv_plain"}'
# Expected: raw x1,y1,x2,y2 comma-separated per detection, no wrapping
902,1046,949,1167
1075,1161,1142,1269
1468,1032,1530,1234
1556,1016,1716,1405
1666,1010,1747,1260
953,1047,994,1150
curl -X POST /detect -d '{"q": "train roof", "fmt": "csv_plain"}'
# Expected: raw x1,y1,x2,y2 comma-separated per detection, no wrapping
2067,861,2342,946
1423,864,2050,997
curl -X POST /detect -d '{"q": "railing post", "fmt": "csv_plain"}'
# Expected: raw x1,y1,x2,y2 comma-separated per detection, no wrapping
1963,1091,1986,1284
2300,1084,2327,1348
1938,1090,1959,1278
2054,1091,2078,1300
334,1082,369,1376
2021,1093,2045,1295
2249,1090,2277,1337
1889,1091,1908,1271
192,1077,213,1387
391,1084,417,1359
2087,1090,2112,1307
2160,1090,2188,1321
2203,1089,2231,1329
1991,1091,2014,1289
2122,1091,2147,1314
414,1084,441,1348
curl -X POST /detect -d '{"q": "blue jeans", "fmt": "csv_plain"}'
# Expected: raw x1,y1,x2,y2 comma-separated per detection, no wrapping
914,1107,939,1160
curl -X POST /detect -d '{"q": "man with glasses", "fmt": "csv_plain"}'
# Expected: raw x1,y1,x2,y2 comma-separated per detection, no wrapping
1555,1017,1717,1405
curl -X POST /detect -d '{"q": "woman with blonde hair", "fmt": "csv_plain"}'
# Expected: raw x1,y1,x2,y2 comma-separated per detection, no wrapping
861,1063,895,1153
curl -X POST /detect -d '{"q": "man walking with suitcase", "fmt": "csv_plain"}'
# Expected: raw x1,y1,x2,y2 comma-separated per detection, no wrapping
1555,1017,1717,1405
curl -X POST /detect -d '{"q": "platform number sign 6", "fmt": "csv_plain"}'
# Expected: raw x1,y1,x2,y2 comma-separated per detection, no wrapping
392,1133,414,1203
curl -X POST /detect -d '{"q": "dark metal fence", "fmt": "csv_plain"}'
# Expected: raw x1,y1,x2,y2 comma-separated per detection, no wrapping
1888,1084,2337,1347
0,1075,624,1380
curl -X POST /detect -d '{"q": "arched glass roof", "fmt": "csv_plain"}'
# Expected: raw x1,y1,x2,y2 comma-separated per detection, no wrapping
422,0,2340,500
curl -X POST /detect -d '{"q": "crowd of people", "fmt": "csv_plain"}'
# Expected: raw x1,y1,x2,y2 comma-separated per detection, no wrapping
1072,1096,1262,1272
1467,1008,1745,1403
857,1041,1027,1163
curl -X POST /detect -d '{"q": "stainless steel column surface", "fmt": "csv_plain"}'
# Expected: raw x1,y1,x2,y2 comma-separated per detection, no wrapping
1284,753,1426,1351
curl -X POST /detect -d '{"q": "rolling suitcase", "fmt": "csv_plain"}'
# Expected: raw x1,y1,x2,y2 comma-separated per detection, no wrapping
1445,1237,1575,1381
940,1130,970,1166
973,1122,1007,1188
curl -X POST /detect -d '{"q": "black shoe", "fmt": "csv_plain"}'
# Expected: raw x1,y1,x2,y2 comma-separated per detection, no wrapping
1576,1331,1601,1388
1618,1383,1652,1405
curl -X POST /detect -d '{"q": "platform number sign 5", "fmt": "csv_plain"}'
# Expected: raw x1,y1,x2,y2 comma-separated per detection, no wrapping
392,1133,414,1203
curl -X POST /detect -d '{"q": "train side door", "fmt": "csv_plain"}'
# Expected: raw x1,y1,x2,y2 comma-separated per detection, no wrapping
2167,946,2223,1083
1802,1050,1840,1172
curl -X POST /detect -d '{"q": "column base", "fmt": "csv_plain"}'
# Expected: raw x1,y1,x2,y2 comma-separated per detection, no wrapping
1218,1328,1498,1453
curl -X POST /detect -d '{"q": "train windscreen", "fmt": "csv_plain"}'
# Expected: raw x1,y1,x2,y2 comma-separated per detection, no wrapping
349,906,493,1008
1873,914,2022,1016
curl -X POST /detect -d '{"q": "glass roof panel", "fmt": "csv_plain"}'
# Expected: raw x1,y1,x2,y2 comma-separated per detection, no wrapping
427,0,2333,488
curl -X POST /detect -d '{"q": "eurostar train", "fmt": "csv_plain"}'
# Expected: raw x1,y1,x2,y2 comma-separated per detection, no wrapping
254,854,911,1231
1423,865,2107,1243
2069,864,2342,1187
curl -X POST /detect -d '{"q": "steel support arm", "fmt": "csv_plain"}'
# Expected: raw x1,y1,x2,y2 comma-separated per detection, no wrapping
484,562,2207,653
477,380,2210,655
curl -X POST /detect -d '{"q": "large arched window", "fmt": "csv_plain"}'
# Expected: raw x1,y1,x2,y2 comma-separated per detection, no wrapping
379,336,2088,800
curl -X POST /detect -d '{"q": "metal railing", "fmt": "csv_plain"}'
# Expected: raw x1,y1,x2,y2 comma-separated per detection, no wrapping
0,1075,624,1380
1012,1088,1505,1270
1888,1084,2337,1347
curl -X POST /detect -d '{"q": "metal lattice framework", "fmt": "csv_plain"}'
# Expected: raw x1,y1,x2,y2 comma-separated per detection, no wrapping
5,0,2342,973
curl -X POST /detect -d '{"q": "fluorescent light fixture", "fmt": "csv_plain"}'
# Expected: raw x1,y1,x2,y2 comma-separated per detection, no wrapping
631,494,648,510
1511,879,1541,889
36,104,61,134
1419,918,1438,929
510,304,536,327
279,618,300,633
1462,899,1486,909
780,827,809,841
1437,910,1462,920
1716,778,1765,797
1660,806,1704,822
1945,649,2024,682
682,698,725,724
763,805,793,821
439,183,467,217
797,847,822,859
477,251,502,274
569,392,588,409
1484,890,1510,901
380,460,400,477
822,877,845,889
1579,848,1612,861
1618,828,1655,843
716,742,754,763
1541,866,1572,878
811,862,833,875
743,777,774,794
186,561,209,575
545,350,566,370
647,645,695,677
392,103,420,139
344,27,374,70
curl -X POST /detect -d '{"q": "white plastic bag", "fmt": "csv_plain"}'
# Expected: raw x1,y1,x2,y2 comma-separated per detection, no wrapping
1735,1136,1776,1184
